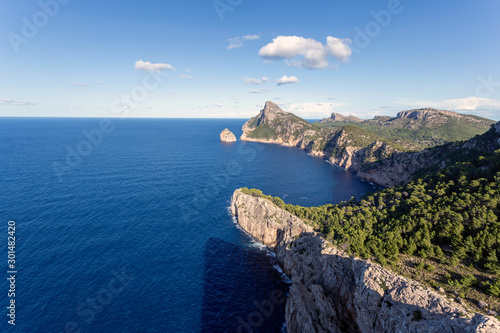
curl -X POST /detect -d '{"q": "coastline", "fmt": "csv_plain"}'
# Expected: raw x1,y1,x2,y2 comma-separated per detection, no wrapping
230,188,500,332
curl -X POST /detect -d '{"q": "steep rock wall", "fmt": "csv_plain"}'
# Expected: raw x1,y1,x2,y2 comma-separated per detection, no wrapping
230,189,500,333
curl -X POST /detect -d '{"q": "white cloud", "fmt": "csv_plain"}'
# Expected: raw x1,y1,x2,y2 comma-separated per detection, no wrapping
74,82,89,87
227,34,260,50
393,96,500,111
207,112,236,117
249,89,267,94
288,102,348,118
444,97,500,111
215,102,222,107
179,74,195,80
0,98,37,106
325,37,352,63
259,35,352,69
243,34,260,41
227,37,244,50
276,75,299,86
135,59,175,72
243,77,268,85
207,110,258,118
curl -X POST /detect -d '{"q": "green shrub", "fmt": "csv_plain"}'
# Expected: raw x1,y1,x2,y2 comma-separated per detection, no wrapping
485,279,500,297
425,264,436,273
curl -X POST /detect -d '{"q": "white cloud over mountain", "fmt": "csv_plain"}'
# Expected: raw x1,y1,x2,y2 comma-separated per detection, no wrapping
394,96,500,111
288,102,348,117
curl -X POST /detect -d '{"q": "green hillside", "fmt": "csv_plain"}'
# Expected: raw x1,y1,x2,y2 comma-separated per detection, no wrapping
241,146,500,314
317,110,495,150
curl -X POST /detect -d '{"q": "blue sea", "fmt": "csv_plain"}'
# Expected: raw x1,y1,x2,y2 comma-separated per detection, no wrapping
0,118,375,332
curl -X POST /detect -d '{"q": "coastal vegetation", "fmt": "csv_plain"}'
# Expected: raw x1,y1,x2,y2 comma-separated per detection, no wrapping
240,148,500,313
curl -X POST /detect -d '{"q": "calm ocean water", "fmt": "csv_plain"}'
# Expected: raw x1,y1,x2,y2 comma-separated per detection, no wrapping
0,118,375,332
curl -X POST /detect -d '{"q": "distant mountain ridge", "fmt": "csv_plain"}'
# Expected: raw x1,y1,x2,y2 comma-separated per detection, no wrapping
317,107,495,150
240,102,500,187
319,112,363,123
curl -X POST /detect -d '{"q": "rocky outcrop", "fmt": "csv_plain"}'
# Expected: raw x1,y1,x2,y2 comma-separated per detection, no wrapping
220,128,236,142
396,108,445,120
231,189,500,332
396,108,491,125
319,112,363,124
240,101,326,150
231,190,314,250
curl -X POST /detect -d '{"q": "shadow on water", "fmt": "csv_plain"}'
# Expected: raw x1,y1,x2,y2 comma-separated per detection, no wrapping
201,237,288,333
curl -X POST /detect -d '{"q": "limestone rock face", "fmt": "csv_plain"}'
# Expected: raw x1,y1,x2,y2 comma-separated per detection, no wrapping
220,128,236,142
240,101,321,148
230,189,313,250
396,108,489,124
231,189,500,333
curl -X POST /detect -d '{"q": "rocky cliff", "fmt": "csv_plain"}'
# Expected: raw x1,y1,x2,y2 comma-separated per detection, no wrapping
240,101,394,164
241,102,500,187
220,128,237,142
231,189,500,333
240,101,328,151
357,122,500,186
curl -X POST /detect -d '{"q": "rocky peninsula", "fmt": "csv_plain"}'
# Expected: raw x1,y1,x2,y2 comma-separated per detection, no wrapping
240,101,499,187
231,189,500,332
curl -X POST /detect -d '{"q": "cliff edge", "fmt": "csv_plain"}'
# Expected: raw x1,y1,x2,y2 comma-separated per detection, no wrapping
231,189,500,332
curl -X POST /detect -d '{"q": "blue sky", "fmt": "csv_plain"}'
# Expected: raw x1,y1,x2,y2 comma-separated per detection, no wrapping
1,0,499,119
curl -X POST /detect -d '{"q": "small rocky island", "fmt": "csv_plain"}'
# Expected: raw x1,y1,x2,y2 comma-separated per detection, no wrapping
220,128,236,142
